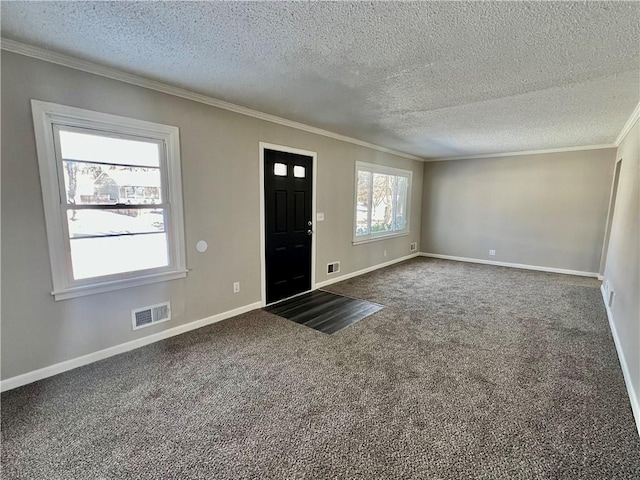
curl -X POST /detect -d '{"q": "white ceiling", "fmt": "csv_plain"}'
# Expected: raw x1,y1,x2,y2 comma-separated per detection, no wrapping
2,1,639,159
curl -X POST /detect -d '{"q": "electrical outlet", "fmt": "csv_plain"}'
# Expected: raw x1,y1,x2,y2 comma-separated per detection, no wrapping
383,250,387,257
489,249,496,256
233,282,240,294
410,242,417,251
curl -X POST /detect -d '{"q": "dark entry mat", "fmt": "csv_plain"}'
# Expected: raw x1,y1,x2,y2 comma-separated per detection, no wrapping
264,290,383,334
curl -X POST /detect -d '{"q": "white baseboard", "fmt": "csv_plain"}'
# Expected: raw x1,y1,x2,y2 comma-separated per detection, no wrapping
600,284,640,436
0,301,263,392
315,253,420,289
3,252,419,391
420,253,599,278
597,275,605,281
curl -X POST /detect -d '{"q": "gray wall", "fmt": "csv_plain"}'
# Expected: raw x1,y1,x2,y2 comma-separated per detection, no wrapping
1,52,423,380
420,149,616,273
602,119,639,419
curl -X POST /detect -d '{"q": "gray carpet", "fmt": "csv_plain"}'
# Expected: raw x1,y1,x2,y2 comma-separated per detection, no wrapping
2,257,639,479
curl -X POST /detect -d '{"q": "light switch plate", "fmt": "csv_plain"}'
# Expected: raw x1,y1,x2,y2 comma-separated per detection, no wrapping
317,212,325,221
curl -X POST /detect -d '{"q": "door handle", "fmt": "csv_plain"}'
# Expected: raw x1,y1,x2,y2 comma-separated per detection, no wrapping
307,229,313,235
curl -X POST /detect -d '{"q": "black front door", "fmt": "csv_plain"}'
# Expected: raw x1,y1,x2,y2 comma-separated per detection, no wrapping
264,149,313,304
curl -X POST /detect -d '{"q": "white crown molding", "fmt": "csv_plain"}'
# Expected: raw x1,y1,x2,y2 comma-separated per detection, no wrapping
0,38,424,162
615,101,640,147
3,38,637,163
431,143,617,162
432,100,638,161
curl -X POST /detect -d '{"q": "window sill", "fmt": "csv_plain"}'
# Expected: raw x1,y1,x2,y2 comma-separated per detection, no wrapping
51,269,188,301
352,231,410,245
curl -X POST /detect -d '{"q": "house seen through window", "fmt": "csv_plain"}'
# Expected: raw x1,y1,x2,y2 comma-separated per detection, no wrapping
32,101,187,300
59,129,168,279
354,161,411,243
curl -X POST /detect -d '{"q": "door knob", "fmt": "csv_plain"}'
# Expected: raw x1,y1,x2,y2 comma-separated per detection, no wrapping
307,221,313,226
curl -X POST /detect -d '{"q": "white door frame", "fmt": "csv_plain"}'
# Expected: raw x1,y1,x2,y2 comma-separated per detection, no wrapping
259,142,317,306
599,157,623,278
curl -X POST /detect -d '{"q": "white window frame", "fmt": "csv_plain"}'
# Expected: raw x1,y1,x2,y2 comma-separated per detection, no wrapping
353,161,412,245
31,100,187,300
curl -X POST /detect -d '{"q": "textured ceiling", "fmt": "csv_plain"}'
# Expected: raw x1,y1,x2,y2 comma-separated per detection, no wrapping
2,1,639,159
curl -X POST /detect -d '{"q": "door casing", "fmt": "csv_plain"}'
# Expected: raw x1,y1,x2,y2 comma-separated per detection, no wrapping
259,142,317,306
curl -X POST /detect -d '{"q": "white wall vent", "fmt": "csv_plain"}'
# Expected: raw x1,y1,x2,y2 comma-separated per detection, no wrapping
410,242,418,251
132,302,171,330
327,261,340,274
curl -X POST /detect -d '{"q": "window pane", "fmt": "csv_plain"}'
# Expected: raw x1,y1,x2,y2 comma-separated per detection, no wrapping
356,170,371,236
371,173,394,233
274,163,287,176
63,162,162,205
59,130,160,167
395,176,408,231
70,233,169,280
293,165,305,178
67,208,165,238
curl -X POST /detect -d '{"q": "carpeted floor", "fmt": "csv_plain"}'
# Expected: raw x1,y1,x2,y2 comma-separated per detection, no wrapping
2,257,639,479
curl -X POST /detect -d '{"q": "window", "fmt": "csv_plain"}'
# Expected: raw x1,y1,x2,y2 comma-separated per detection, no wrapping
274,163,287,176
31,100,187,300
353,161,411,244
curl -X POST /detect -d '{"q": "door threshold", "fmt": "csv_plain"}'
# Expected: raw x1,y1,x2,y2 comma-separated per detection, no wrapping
266,288,314,307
